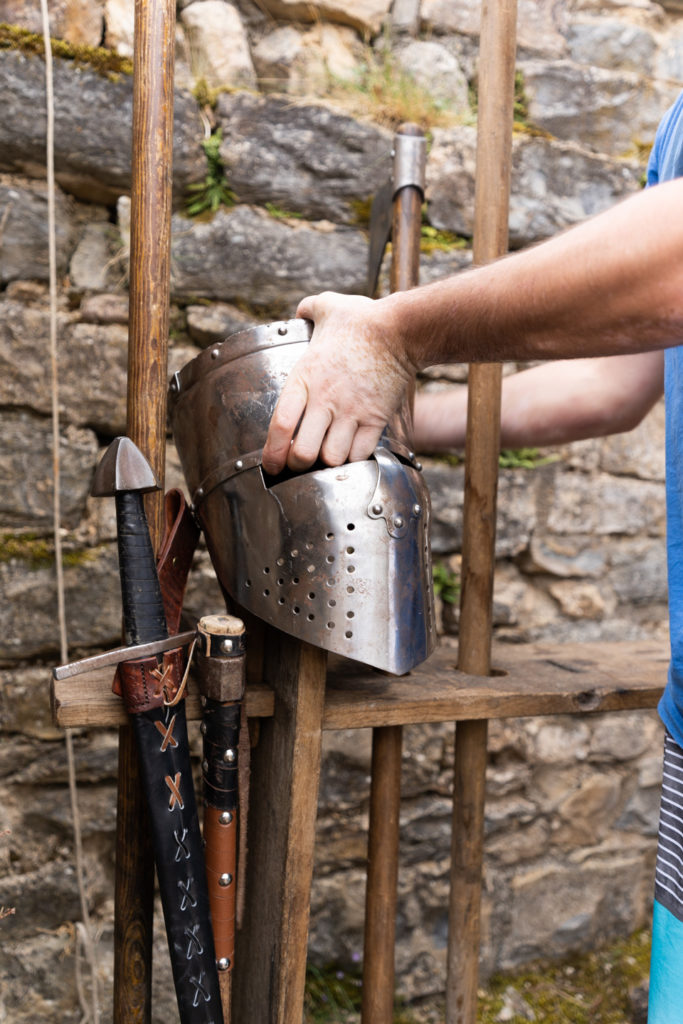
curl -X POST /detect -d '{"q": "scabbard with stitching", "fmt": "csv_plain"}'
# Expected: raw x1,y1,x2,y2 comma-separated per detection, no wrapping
121,655,222,1022
117,491,223,1022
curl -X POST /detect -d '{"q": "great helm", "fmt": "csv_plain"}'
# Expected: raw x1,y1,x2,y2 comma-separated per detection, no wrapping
169,319,436,675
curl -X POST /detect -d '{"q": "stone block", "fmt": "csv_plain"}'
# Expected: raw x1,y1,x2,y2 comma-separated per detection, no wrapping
427,125,642,247
169,205,368,310
0,49,204,203
0,411,98,530
0,176,79,285
180,0,256,90
520,58,679,157
215,92,392,225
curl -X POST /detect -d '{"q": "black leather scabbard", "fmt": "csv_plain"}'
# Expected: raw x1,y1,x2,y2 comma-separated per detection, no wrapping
120,654,223,1023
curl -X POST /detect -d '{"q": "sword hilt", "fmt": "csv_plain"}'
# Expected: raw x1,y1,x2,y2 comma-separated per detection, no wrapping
115,489,168,646
92,436,167,646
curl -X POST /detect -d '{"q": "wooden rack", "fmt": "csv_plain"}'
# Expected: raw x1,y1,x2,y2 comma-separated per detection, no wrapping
52,637,665,1023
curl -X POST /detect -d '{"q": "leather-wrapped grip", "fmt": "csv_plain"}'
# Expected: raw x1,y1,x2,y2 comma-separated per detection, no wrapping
115,490,168,646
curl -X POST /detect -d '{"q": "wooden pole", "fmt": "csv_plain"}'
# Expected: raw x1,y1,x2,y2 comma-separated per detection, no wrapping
114,1,176,1020
361,123,424,1024
445,3,518,1023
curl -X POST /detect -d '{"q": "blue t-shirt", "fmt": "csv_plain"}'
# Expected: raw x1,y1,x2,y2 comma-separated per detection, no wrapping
647,91,683,746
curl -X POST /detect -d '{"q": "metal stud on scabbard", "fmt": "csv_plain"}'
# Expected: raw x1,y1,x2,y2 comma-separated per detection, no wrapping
93,437,224,1024
194,614,247,1023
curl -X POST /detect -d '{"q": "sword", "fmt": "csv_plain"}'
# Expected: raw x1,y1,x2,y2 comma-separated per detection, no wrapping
92,436,223,1024
194,614,247,1023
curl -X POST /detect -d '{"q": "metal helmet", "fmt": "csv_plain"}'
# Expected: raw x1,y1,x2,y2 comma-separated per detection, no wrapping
168,319,436,675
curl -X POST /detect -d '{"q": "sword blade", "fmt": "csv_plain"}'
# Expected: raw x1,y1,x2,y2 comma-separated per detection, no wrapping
53,631,197,680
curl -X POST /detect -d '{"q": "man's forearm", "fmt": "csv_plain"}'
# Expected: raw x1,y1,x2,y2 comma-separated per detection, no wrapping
383,179,683,369
263,179,682,473
413,352,664,453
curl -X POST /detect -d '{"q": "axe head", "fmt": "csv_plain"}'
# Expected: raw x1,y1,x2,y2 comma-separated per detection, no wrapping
92,436,160,497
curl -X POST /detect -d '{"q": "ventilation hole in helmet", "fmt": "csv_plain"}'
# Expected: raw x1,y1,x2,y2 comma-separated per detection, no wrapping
308,592,316,600
305,542,313,551
347,586,354,594
307,613,315,621
293,576,300,584
291,549,299,558
345,630,353,639
277,557,285,567
346,611,354,619
307,564,315,573
293,606,300,614
245,579,252,588
326,555,334,564
347,523,355,531
347,565,355,573
346,546,355,555
263,566,270,574
328,599,336,607
326,531,334,540
327,622,335,629
264,588,270,596
278,578,285,586
278,597,285,605
326,577,335,587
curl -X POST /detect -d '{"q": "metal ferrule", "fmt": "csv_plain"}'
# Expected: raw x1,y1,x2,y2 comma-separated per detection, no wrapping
393,132,427,197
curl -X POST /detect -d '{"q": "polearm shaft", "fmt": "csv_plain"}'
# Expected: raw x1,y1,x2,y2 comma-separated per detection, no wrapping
446,3,518,1023
114,0,176,1019
195,615,248,1023
361,123,425,1024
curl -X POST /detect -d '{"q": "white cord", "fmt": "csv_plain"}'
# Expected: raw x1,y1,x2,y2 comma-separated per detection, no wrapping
38,4,101,1021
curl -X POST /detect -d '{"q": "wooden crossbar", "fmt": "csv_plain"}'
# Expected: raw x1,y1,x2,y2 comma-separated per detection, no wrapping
52,639,666,731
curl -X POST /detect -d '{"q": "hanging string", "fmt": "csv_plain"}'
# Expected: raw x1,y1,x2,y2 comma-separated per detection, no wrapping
38,3,101,1022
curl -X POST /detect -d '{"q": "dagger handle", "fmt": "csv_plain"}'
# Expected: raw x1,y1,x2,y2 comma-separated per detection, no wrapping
203,699,241,971
114,490,168,646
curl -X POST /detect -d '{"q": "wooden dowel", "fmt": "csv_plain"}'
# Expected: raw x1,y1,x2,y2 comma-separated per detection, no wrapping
362,123,425,1024
361,725,403,1024
446,2,518,1023
114,1,176,1020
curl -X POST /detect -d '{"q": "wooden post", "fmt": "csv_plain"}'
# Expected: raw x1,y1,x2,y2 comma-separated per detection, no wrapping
232,632,328,1023
114,1,176,1020
445,3,518,1024
361,123,424,1024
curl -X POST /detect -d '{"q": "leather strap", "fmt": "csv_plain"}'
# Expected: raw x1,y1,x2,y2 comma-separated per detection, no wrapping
118,648,185,714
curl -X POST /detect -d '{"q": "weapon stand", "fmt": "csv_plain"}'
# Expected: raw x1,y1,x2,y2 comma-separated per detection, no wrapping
51,2,666,1023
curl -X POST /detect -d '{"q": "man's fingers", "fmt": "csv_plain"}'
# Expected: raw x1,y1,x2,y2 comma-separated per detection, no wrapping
288,405,333,471
348,424,384,463
320,417,359,468
295,294,320,322
262,379,308,475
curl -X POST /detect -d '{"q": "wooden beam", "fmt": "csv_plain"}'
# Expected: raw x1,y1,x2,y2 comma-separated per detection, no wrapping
52,640,666,731
231,631,328,1024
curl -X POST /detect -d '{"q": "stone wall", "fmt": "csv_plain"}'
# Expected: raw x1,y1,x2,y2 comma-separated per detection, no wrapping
0,0,679,1018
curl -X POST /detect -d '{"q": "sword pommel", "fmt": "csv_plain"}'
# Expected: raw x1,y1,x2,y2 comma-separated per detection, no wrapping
93,436,166,647
91,435,159,497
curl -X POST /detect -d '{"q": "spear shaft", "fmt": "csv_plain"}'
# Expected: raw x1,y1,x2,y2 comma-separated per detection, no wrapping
114,1,176,1019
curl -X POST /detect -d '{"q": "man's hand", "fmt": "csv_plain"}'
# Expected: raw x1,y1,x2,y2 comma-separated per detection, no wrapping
262,291,418,474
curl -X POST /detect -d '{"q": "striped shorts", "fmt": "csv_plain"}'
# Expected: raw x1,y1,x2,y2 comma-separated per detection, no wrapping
650,731,683,1022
